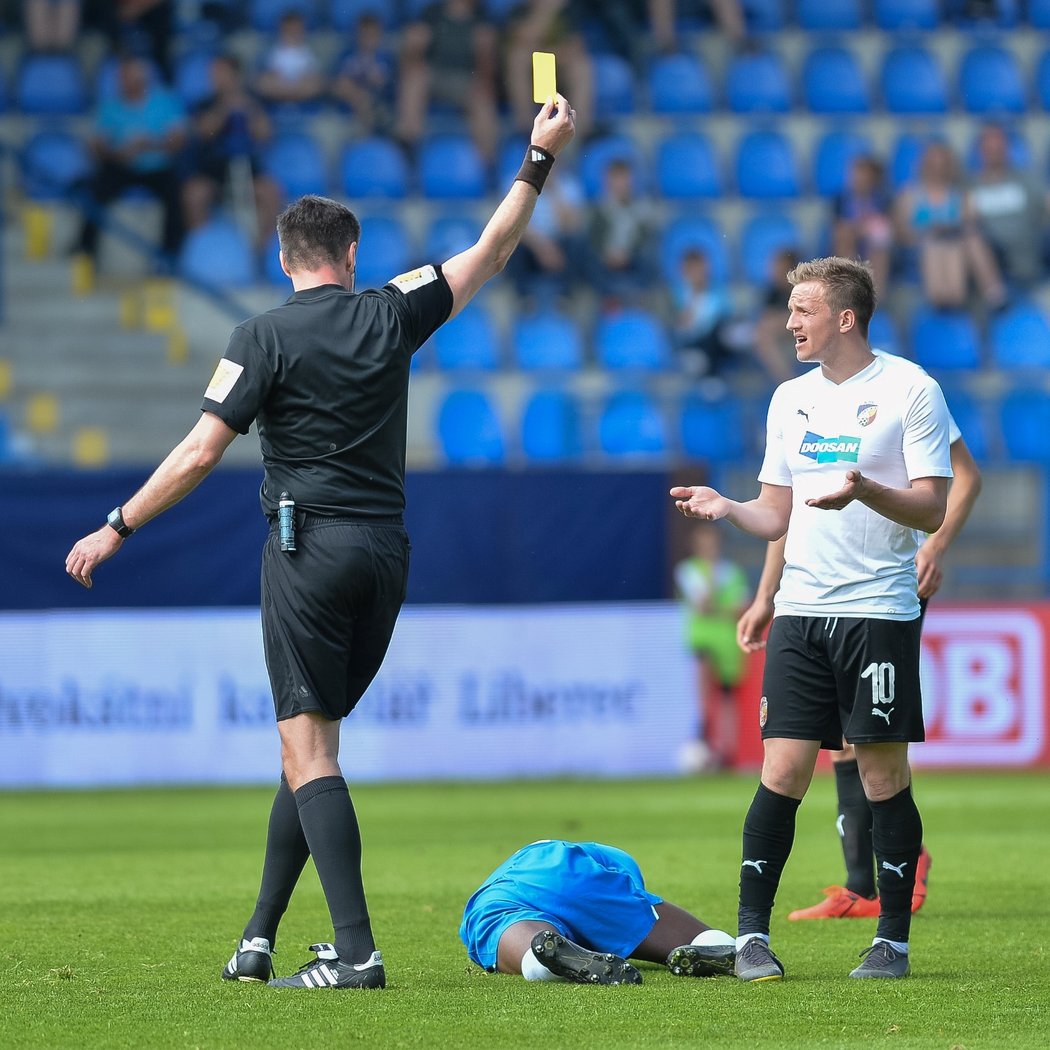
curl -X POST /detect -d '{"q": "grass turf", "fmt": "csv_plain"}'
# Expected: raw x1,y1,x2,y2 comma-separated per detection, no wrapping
1,772,1046,1050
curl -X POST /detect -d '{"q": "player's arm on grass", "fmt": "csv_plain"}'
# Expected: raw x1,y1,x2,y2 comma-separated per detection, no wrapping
65,412,238,589
736,534,787,653
670,482,791,542
442,95,575,318
916,437,982,599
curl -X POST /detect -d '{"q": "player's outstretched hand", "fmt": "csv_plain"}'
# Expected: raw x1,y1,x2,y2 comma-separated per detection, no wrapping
65,526,123,589
805,469,867,511
531,93,576,157
736,598,774,653
670,485,730,521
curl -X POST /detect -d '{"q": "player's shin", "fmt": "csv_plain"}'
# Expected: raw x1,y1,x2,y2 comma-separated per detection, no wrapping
870,784,923,945
738,784,802,936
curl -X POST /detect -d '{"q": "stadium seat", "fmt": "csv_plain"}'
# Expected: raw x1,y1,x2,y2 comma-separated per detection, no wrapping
261,231,288,286
798,0,862,29
264,132,328,199
656,133,721,199
1000,389,1050,462
521,388,583,461
512,311,584,371
938,384,990,462
330,0,396,30
424,212,482,262
174,49,217,108
419,134,487,199
739,212,804,286
483,0,525,22
592,53,636,116
579,135,643,200
432,304,500,370
1036,52,1050,110
890,132,937,188
803,47,869,115
437,388,505,465
249,0,318,31
869,312,903,357
910,308,982,372
955,0,1021,29
680,393,748,462
959,45,1026,114
649,53,714,115
874,0,939,30
735,131,800,199
812,129,873,197
21,129,92,201
742,0,787,31
660,214,731,285
881,47,948,115
495,135,530,189
1034,0,1050,27
178,219,255,287
16,54,88,115
341,138,409,199
726,51,791,113
353,215,410,288
594,310,672,371
598,390,668,457
988,303,1050,370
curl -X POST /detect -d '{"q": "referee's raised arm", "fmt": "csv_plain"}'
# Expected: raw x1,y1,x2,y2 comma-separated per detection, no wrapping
441,94,576,319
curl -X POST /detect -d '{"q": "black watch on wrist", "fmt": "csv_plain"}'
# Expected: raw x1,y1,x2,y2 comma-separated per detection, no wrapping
106,506,135,538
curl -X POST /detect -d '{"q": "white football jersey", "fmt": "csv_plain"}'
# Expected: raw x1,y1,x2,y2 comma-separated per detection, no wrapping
759,352,953,619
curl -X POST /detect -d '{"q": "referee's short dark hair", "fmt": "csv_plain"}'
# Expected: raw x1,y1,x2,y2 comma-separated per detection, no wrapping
277,196,361,272
786,256,877,337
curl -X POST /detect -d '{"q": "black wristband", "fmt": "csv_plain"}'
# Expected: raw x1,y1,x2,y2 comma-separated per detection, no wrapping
514,145,555,194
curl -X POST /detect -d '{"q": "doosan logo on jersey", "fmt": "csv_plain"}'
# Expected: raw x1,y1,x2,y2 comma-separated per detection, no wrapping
798,431,861,463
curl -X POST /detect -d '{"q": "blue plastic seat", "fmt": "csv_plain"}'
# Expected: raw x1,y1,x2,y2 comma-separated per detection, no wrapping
21,129,92,201
262,231,289,286
432,304,500,370
521,388,583,461
660,214,731,285
341,137,409,199
579,134,642,200
1036,51,1050,110
742,0,786,31
813,129,873,196
174,50,217,108
178,219,255,287
656,133,721,199
330,0,396,30
874,0,939,29
354,215,411,289
988,304,1050,370
513,311,584,371
649,53,714,115
680,393,747,461
881,47,948,115
739,212,803,286
869,313,903,357
424,212,481,262
803,47,869,115
959,45,1026,114
1033,0,1050,27
1000,389,1050,462
798,0,862,29
889,132,936,188
264,132,328,199
249,0,318,31
592,53,636,116
726,51,791,113
437,388,505,465
496,135,530,189
16,54,88,115
598,390,668,457
938,385,989,462
910,308,982,372
419,134,487,199
595,310,671,371
736,131,800,199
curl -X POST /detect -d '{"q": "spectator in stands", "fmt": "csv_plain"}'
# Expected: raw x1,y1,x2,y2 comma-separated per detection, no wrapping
832,156,894,296
24,0,81,52
894,141,1006,311
96,0,175,82
182,54,282,249
671,247,732,378
255,8,326,109
748,247,802,384
394,0,499,162
968,124,1047,290
330,13,396,134
649,0,746,53
504,1,593,143
586,158,657,305
73,53,186,268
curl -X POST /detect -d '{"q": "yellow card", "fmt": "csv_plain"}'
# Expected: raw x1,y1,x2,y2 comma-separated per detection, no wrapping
532,51,557,104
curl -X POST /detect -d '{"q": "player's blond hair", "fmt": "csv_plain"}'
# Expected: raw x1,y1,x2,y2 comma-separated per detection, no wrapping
786,256,877,336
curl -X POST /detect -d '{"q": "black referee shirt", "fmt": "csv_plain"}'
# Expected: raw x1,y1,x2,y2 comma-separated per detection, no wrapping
202,264,454,518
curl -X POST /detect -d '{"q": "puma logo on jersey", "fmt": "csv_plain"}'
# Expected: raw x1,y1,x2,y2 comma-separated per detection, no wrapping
796,408,809,422
799,431,861,463
871,707,894,725
881,860,908,878
741,859,767,874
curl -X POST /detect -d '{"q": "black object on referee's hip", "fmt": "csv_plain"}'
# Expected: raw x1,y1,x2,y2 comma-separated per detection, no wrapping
278,492,297,552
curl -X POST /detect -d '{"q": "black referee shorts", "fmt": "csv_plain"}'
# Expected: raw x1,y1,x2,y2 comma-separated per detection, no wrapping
261,516,410,721
760,615,925,749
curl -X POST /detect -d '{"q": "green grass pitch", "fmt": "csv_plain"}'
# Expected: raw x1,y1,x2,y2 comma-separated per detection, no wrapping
1,771,1046,1049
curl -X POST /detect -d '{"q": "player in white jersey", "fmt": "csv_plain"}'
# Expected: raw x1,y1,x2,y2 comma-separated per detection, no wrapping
670,258,953,982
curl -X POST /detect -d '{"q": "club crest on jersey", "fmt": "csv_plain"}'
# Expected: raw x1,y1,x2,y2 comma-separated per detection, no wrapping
799,431,861,463
759,696,768,728
857,403,878,428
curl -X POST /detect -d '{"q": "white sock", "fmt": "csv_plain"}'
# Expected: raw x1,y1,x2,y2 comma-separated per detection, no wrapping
692,929,735,948
873,937,908,954
520,947,564,982
735,933,769,952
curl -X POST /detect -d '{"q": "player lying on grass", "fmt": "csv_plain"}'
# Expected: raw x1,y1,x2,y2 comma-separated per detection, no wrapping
460,839,736,984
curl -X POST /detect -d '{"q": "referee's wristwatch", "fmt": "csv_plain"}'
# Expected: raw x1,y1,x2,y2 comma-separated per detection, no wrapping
106,506,135,538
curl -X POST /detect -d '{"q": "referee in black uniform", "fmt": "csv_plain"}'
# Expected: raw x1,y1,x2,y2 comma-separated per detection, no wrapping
66,95,576,990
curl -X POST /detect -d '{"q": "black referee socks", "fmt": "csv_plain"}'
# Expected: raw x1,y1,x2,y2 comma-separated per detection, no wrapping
870,784,923,944
834,758,877,899
738,783,803,937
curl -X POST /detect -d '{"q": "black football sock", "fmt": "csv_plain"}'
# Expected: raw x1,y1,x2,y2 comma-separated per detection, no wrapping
243,774,310,948
295,775,376,965
870,784,923,945
834,759,876,898
738,784,803,936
